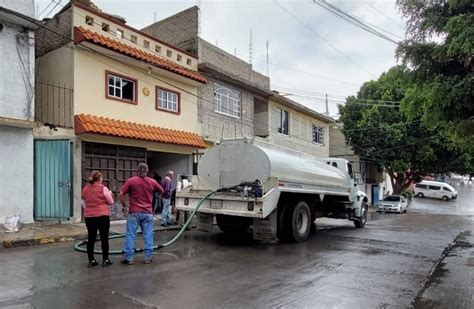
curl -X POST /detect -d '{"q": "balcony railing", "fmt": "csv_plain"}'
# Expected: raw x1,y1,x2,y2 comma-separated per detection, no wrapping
35,81,74,128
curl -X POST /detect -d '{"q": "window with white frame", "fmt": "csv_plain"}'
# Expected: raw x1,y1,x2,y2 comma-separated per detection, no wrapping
157,88,180,113
312,124,324,144
107,72,136,103
214,83,241,118
277,108,289,135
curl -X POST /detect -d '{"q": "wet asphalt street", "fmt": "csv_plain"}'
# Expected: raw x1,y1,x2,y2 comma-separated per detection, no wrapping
1,187,473,309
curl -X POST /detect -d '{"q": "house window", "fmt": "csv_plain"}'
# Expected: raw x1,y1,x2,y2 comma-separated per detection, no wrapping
166,49,172,57
130,35,137,43
116,29,124,38
106,71,137,103
177,54,182,62
214,83,241,118
155,45,161,53
187,58,192,66
156,87,180,114
144,40,150,49
85,16,94,26
101,23,110,32
312,124,324,144
277,108,289,135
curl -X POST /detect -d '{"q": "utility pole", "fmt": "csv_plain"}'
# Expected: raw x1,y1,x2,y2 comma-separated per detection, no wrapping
325,93,329,116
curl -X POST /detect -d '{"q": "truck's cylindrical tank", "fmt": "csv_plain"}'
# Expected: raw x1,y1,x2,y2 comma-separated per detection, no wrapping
198,139,350,190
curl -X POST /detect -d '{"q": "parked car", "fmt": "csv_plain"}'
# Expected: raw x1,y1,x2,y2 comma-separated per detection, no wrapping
414,180,458,201
377,195,408,214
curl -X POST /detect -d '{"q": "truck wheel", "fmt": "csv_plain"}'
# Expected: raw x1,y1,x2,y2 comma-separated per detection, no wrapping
354,202,368,228
289,201,312,242
216,215,251,234
277,203,292,242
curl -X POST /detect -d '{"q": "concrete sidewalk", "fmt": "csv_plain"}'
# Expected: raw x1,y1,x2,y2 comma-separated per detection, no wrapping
0,215,178,249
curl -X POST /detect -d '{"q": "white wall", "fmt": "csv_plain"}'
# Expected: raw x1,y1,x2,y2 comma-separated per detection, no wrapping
0,0,35,18
0,0,35,121
0,126,34,223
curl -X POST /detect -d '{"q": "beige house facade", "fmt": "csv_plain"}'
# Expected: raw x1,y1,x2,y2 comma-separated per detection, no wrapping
34,1,206,222
255,93,334,158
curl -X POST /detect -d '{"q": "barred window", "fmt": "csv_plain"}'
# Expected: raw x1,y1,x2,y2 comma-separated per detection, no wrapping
214,83,241,118
277,108,289,135
312,124,324,144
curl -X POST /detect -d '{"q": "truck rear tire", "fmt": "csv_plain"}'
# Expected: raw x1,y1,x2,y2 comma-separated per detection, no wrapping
290,201,312,242
216,215,251,234
354,202,368,228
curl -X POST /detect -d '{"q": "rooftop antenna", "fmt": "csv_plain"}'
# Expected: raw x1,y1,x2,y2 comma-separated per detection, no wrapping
249,29,253,66
266,40,269,76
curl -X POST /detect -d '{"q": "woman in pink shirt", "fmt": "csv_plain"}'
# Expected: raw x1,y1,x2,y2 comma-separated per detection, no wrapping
82,170,114,267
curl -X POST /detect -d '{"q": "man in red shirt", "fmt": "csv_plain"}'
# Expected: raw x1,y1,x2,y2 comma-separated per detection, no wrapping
119,163,163,264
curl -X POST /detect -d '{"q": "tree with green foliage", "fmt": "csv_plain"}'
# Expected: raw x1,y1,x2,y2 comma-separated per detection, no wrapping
339,66,467,194
396,0,473,170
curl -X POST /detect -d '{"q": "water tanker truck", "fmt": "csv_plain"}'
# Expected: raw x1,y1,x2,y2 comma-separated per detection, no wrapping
176,138,368,242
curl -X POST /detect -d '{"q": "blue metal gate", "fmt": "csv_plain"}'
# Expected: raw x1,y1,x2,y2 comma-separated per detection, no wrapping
371,184,380,205
34,140,73,219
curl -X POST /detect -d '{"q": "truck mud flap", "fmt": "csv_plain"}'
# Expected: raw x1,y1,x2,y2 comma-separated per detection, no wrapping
253,211,277,241
197,213,214,232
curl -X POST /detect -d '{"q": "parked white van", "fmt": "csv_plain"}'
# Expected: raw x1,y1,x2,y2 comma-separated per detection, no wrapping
414,181,458,201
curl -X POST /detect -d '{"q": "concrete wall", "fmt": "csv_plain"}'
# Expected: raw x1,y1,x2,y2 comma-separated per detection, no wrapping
0,126,34,223
73,49,200,132
259,99,330,157
0,15,35,121
35,6,72,58
329,126,354,157
197,77,254,142
199,39,269,89
0,0,34,18
140,6,199,55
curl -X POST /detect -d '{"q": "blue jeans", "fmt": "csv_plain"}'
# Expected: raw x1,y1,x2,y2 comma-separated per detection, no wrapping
160,198,171,225
123,213,154,261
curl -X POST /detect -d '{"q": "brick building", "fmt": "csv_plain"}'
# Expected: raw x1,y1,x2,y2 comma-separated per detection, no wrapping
142,6,272,155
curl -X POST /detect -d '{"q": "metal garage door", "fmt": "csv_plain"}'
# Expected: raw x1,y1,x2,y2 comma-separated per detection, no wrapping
82,142,147,219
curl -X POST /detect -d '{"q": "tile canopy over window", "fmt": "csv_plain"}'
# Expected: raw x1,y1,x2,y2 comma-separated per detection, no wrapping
312,124,324,144
157,87,180,113
107,71,136,103
214,83,241,118
277,108,289,135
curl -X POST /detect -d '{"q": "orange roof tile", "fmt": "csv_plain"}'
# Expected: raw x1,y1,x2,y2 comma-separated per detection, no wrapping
75,114,207,148
73,26,207,84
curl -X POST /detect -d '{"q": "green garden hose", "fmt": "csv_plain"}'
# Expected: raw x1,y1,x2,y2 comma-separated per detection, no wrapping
74,190,218,255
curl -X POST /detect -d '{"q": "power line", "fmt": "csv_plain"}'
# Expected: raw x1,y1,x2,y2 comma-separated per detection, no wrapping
28,7,420,152
269,63,361,87
37,0,55,19
310,0,400,45
362,0,405,31
273,0,376,77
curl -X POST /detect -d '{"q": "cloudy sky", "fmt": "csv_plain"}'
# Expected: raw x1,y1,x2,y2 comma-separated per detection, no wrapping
37,0,406,117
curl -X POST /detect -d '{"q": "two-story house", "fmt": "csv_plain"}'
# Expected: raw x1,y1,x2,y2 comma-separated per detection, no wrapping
255,91,334,157
34,0,207,221
141,6,273,172
0,0,38,223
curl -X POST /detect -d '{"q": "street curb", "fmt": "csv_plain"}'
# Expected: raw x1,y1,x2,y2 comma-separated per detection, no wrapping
1,226,181,250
